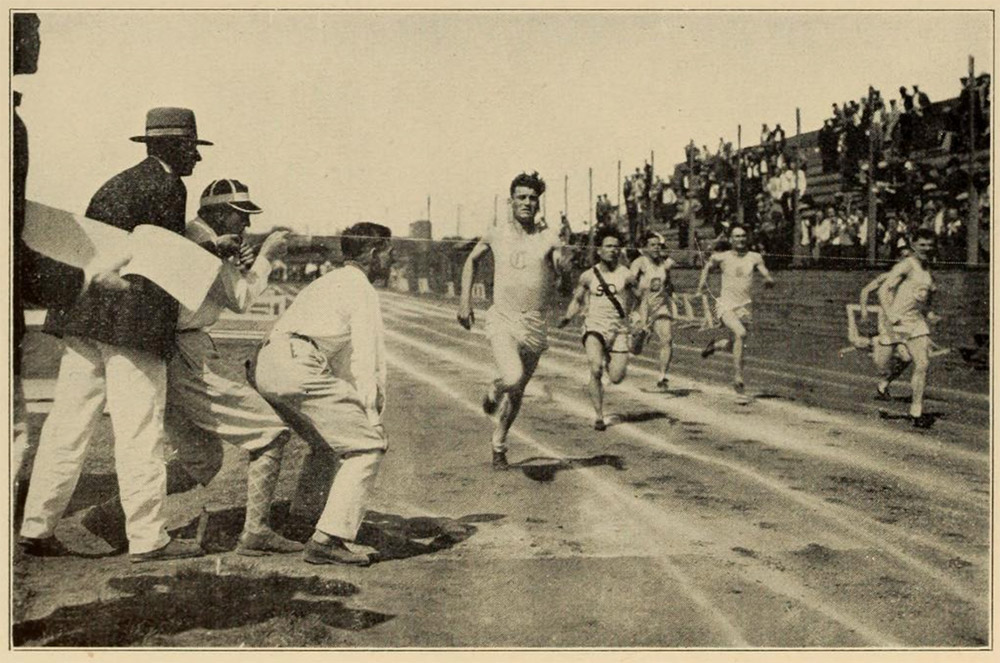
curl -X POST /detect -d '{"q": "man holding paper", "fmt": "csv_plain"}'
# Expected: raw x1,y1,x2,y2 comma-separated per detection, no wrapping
82,180,301,557
20,108,211,563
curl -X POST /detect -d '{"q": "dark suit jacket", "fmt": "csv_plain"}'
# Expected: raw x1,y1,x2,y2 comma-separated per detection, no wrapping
42,157,187,360
13,93,85,376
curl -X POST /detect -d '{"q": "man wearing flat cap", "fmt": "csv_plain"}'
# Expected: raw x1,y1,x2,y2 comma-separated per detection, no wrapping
82,180,302,557
20,108,211,563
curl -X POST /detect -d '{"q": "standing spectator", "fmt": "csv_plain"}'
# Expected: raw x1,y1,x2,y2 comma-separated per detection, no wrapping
21,108,211,562
900,86,914,113
772,124,787,153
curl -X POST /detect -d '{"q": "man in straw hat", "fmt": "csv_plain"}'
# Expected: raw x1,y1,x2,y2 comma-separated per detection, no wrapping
81,180,302,557
21,108,211,563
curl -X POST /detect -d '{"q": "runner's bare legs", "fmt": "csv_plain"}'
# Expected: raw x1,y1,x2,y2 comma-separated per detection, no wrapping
651,317,673,382
719,310,748,389
585,336,627,424
906,336,931,418
490,343,541,452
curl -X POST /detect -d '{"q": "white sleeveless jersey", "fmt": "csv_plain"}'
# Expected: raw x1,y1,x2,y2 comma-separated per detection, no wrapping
888,256,935,324
583,263,632,329
715,250,763,311
631,255,675,312
488,219,561,314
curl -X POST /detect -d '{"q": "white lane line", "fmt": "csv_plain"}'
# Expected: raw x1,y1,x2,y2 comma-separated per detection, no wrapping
386,348,905,647
380,304,989,505
381,290,990,407
382,321,988,612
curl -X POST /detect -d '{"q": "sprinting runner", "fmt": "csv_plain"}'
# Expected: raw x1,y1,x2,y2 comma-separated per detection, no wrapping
457,172,562,469
559,228,637,431
876,228,938,428
847,247,914,398
629,231,676,390
696,225,775,394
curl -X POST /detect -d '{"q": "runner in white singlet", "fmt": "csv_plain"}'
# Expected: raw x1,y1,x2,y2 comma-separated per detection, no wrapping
559,228,637,430
630,232,676,390
876,229,938,428
457,172,562,468
696,225,775,394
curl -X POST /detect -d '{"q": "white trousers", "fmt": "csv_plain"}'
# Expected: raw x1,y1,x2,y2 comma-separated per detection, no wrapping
255,335,386,540
20,336,170,554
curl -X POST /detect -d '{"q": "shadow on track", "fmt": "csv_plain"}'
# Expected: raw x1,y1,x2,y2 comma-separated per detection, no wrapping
13,568,392,646
509,454,627,483
168,502,498,565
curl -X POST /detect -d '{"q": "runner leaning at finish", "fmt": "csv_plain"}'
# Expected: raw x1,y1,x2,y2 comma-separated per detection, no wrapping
849,247,914,399
696,225,775,395
457,171,562,469
875,228,939,429
629,231,676,390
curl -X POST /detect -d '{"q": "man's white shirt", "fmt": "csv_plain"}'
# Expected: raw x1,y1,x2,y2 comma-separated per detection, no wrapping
270,264,387,426
177,217,273,331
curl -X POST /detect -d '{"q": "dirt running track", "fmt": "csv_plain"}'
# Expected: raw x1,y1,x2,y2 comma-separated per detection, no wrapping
11,285,992,649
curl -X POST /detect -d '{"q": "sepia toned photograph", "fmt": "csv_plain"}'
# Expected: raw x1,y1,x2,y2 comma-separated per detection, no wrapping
7,4,994,651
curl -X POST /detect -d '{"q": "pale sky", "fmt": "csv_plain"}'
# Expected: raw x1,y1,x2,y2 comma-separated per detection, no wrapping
15,9,993,239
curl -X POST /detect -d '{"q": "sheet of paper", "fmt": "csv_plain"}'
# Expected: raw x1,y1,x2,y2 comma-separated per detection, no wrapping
22,201,131,270
23,201,222,311
124,225,222,311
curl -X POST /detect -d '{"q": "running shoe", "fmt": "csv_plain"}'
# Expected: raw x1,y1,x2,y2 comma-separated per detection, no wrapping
701,339,717,358
655,377,669,391
733,381,745,395
492,450,509,471
911,414,934,429
874,385,892,401
594,419,607,432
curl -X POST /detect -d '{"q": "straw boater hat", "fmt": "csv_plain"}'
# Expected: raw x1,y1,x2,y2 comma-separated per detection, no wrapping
130,107,213,145
199,179,262,214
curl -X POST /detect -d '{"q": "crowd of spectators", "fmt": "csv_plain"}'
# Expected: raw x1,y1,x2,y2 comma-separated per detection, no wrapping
583,71,992,267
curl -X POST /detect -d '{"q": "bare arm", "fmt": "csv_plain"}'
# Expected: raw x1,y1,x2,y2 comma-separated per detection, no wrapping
457,239,491,329
858,274,885,320
877,260,909,323
755,254,776,287
695,254,718,294
559,273,590,327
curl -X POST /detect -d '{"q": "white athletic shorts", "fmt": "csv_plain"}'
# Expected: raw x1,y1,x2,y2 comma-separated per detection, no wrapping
485,307,549,355
582,320,630,355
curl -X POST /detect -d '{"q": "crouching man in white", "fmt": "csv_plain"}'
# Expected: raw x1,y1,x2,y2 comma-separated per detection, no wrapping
253,222,393,566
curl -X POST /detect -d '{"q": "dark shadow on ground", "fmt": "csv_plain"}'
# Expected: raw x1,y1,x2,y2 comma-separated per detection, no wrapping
13,568,391,646
639,387,702,398
752,392,791,401
877,410,944,427
63,472,120,517
616,411,677,424
169,502,498,564
509,454,627,483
